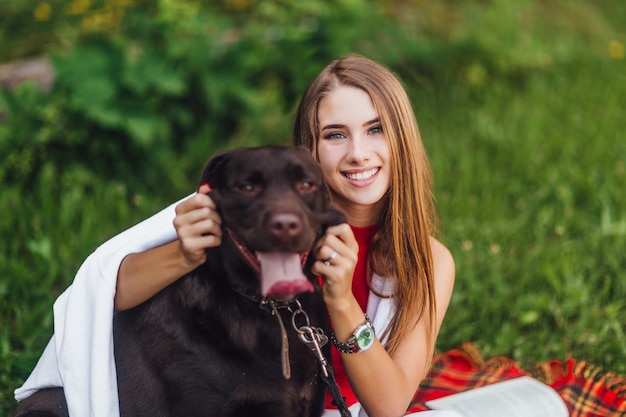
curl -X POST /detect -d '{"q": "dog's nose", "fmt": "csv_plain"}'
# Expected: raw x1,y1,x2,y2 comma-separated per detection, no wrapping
269,213,303,242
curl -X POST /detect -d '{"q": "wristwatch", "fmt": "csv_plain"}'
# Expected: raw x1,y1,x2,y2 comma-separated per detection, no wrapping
331,315,375,353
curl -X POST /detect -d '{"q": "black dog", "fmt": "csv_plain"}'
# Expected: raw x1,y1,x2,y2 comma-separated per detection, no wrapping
13,146,345,417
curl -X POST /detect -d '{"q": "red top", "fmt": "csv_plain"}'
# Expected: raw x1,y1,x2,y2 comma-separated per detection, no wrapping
325,224,378,409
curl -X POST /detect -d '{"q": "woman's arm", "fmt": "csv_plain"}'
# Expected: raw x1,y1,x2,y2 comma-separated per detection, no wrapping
114,184,223,311
314,226,455,417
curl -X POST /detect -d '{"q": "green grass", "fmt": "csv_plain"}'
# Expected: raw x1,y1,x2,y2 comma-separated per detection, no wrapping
0,171,173,413
421,58,626,369
1,1,625,415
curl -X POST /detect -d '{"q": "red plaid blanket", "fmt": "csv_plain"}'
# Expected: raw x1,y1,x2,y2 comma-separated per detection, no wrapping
408,342,626,417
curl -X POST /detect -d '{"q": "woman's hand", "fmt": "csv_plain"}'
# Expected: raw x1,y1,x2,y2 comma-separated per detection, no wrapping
312,223,359,309
173,183,223,268
115,185,223,311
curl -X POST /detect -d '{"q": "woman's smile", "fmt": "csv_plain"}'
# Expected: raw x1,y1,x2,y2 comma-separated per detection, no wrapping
342,167,380,183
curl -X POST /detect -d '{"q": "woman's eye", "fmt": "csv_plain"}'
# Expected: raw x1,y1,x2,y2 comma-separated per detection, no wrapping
368,125,383,135
323,132,346,140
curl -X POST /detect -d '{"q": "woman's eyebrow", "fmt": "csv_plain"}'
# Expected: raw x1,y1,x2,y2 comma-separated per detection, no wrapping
320,123,344,130
321,118,380,131
363,117,380,126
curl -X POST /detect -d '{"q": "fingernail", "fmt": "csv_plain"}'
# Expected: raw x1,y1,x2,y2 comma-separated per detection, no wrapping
199,182,211,191
317,275,324,286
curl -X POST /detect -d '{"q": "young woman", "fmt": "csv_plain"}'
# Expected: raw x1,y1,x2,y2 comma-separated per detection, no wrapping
292,55,456,416
16,55,457,417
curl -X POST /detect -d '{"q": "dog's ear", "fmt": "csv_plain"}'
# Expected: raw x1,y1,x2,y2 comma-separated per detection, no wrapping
198,150,235,209
318,167,347,227
325,205,347,227
318,174,347,228
199,151,231,187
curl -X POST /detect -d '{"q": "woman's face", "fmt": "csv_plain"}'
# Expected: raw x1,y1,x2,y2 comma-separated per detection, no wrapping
316,86,391,225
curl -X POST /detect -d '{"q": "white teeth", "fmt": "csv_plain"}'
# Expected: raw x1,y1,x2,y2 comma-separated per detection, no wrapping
345,168,378,181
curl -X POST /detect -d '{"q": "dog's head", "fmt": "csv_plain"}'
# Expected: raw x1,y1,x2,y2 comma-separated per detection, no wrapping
199,145,345,300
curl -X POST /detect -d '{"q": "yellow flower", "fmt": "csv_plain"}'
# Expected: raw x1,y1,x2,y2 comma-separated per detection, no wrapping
81,13,95,30
34,2,52,21
66,0,91,15
82,6,124,32
609,40,624,60
106,0,135,6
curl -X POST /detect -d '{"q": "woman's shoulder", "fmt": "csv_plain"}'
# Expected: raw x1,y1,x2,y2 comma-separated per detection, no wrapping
429,236,455,276
429,237,455,326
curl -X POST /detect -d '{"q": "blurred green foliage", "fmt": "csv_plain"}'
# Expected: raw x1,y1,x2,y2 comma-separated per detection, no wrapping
3,0,621,193
1,0,625,414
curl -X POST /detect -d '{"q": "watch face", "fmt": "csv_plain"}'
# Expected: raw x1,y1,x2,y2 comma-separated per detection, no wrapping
356,324,375,350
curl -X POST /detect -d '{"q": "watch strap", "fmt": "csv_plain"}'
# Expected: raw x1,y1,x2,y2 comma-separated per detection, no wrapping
330,314,375,354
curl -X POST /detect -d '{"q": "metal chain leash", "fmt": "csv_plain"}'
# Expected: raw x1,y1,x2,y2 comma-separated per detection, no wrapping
290,300,352,417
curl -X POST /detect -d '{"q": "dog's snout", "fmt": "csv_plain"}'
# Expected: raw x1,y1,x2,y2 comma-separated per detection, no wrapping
269,213,303,243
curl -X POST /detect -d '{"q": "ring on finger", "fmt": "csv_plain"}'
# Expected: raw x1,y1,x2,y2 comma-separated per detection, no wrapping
323,250,338,266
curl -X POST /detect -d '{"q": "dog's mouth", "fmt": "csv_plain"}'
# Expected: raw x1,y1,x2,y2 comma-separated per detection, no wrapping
227,229,314,301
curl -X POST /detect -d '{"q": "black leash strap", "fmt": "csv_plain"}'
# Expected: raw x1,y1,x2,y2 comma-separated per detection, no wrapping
320,361,352,417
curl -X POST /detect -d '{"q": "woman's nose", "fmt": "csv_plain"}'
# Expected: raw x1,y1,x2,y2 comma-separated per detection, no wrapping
345,136,371,164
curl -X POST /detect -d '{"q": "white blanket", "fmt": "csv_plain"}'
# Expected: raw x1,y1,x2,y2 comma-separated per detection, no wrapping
14,195,398,417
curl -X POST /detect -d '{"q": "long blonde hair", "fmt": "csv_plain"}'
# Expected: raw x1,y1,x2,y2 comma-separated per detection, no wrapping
293,55,438,358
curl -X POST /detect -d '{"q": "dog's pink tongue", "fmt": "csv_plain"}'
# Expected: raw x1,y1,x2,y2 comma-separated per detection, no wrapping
259,252,312,300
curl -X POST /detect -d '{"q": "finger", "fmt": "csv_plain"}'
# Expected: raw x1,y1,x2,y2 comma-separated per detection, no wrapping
177,218,223,242
181,234,222,253
322,249,339,265
315,246,354,277
178,227,223,265
176,193,217,215
194,218,223,238
174,206,222,232
325,223,358,250
312,254,355,300
316,236,353,264
197,182,211,194
185,207,222,227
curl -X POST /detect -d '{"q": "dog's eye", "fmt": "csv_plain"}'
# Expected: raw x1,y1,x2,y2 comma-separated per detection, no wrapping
236,183,259,194
296,180,316,193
